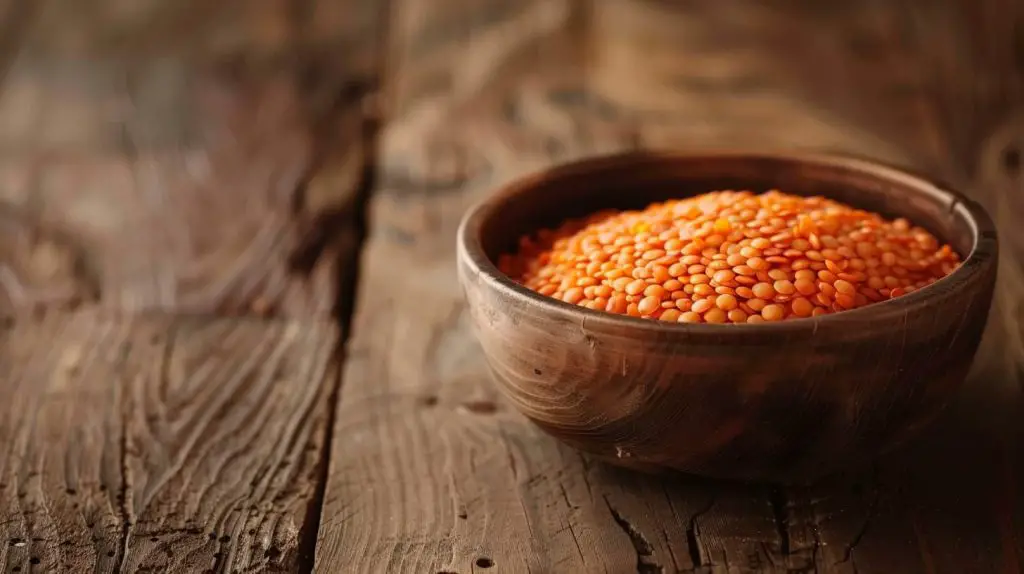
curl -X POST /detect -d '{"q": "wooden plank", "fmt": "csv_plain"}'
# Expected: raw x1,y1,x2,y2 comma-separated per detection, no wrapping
0,0,376,320
316,1,1023,572
792,3,1024,571
816,140,1024,574
119,315,338,573
0,310,339,573
586,0,927,166
0,311,125,574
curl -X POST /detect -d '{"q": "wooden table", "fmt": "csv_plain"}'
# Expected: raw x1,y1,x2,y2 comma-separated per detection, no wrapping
1,1,1022,572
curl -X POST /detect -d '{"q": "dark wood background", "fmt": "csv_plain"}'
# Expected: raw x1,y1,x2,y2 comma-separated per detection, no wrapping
0,0,1022,572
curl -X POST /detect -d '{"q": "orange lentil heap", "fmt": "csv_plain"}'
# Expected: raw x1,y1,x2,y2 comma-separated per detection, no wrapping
498,190,961,324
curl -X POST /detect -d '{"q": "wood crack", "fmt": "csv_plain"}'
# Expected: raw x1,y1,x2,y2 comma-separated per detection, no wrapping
838,470,882,568
660,487,684,573
117,334,140,573
293,1,392,572
685,497,715,568
286,73,376,283
770,487,791,555
293,95,380,574
603,494,663,574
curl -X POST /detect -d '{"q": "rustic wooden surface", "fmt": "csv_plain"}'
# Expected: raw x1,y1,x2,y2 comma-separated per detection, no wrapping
316,0,1024,573
0,0,1021,572
0,311,339,572
0,0,380,320
0,0,382,571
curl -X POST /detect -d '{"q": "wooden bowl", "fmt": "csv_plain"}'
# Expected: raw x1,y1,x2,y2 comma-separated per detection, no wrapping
455,151,998,484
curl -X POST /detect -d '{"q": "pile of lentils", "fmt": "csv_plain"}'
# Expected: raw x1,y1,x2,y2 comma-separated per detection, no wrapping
498,190,961,324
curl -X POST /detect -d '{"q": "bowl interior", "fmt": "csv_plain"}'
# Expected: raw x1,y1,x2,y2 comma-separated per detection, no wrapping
476,152,977,268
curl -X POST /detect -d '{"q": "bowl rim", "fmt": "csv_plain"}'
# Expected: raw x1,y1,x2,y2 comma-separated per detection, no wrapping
456,149,998,335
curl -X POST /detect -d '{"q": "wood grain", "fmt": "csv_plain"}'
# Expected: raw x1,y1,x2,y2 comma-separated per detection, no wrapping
0,0,377,320
120,315,338,572
1,1,386,572
318,0,1024,572
0,310,339,573
0,310,124,574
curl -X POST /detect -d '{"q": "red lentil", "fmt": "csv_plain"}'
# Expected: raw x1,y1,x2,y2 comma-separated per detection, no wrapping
497,190,961,324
